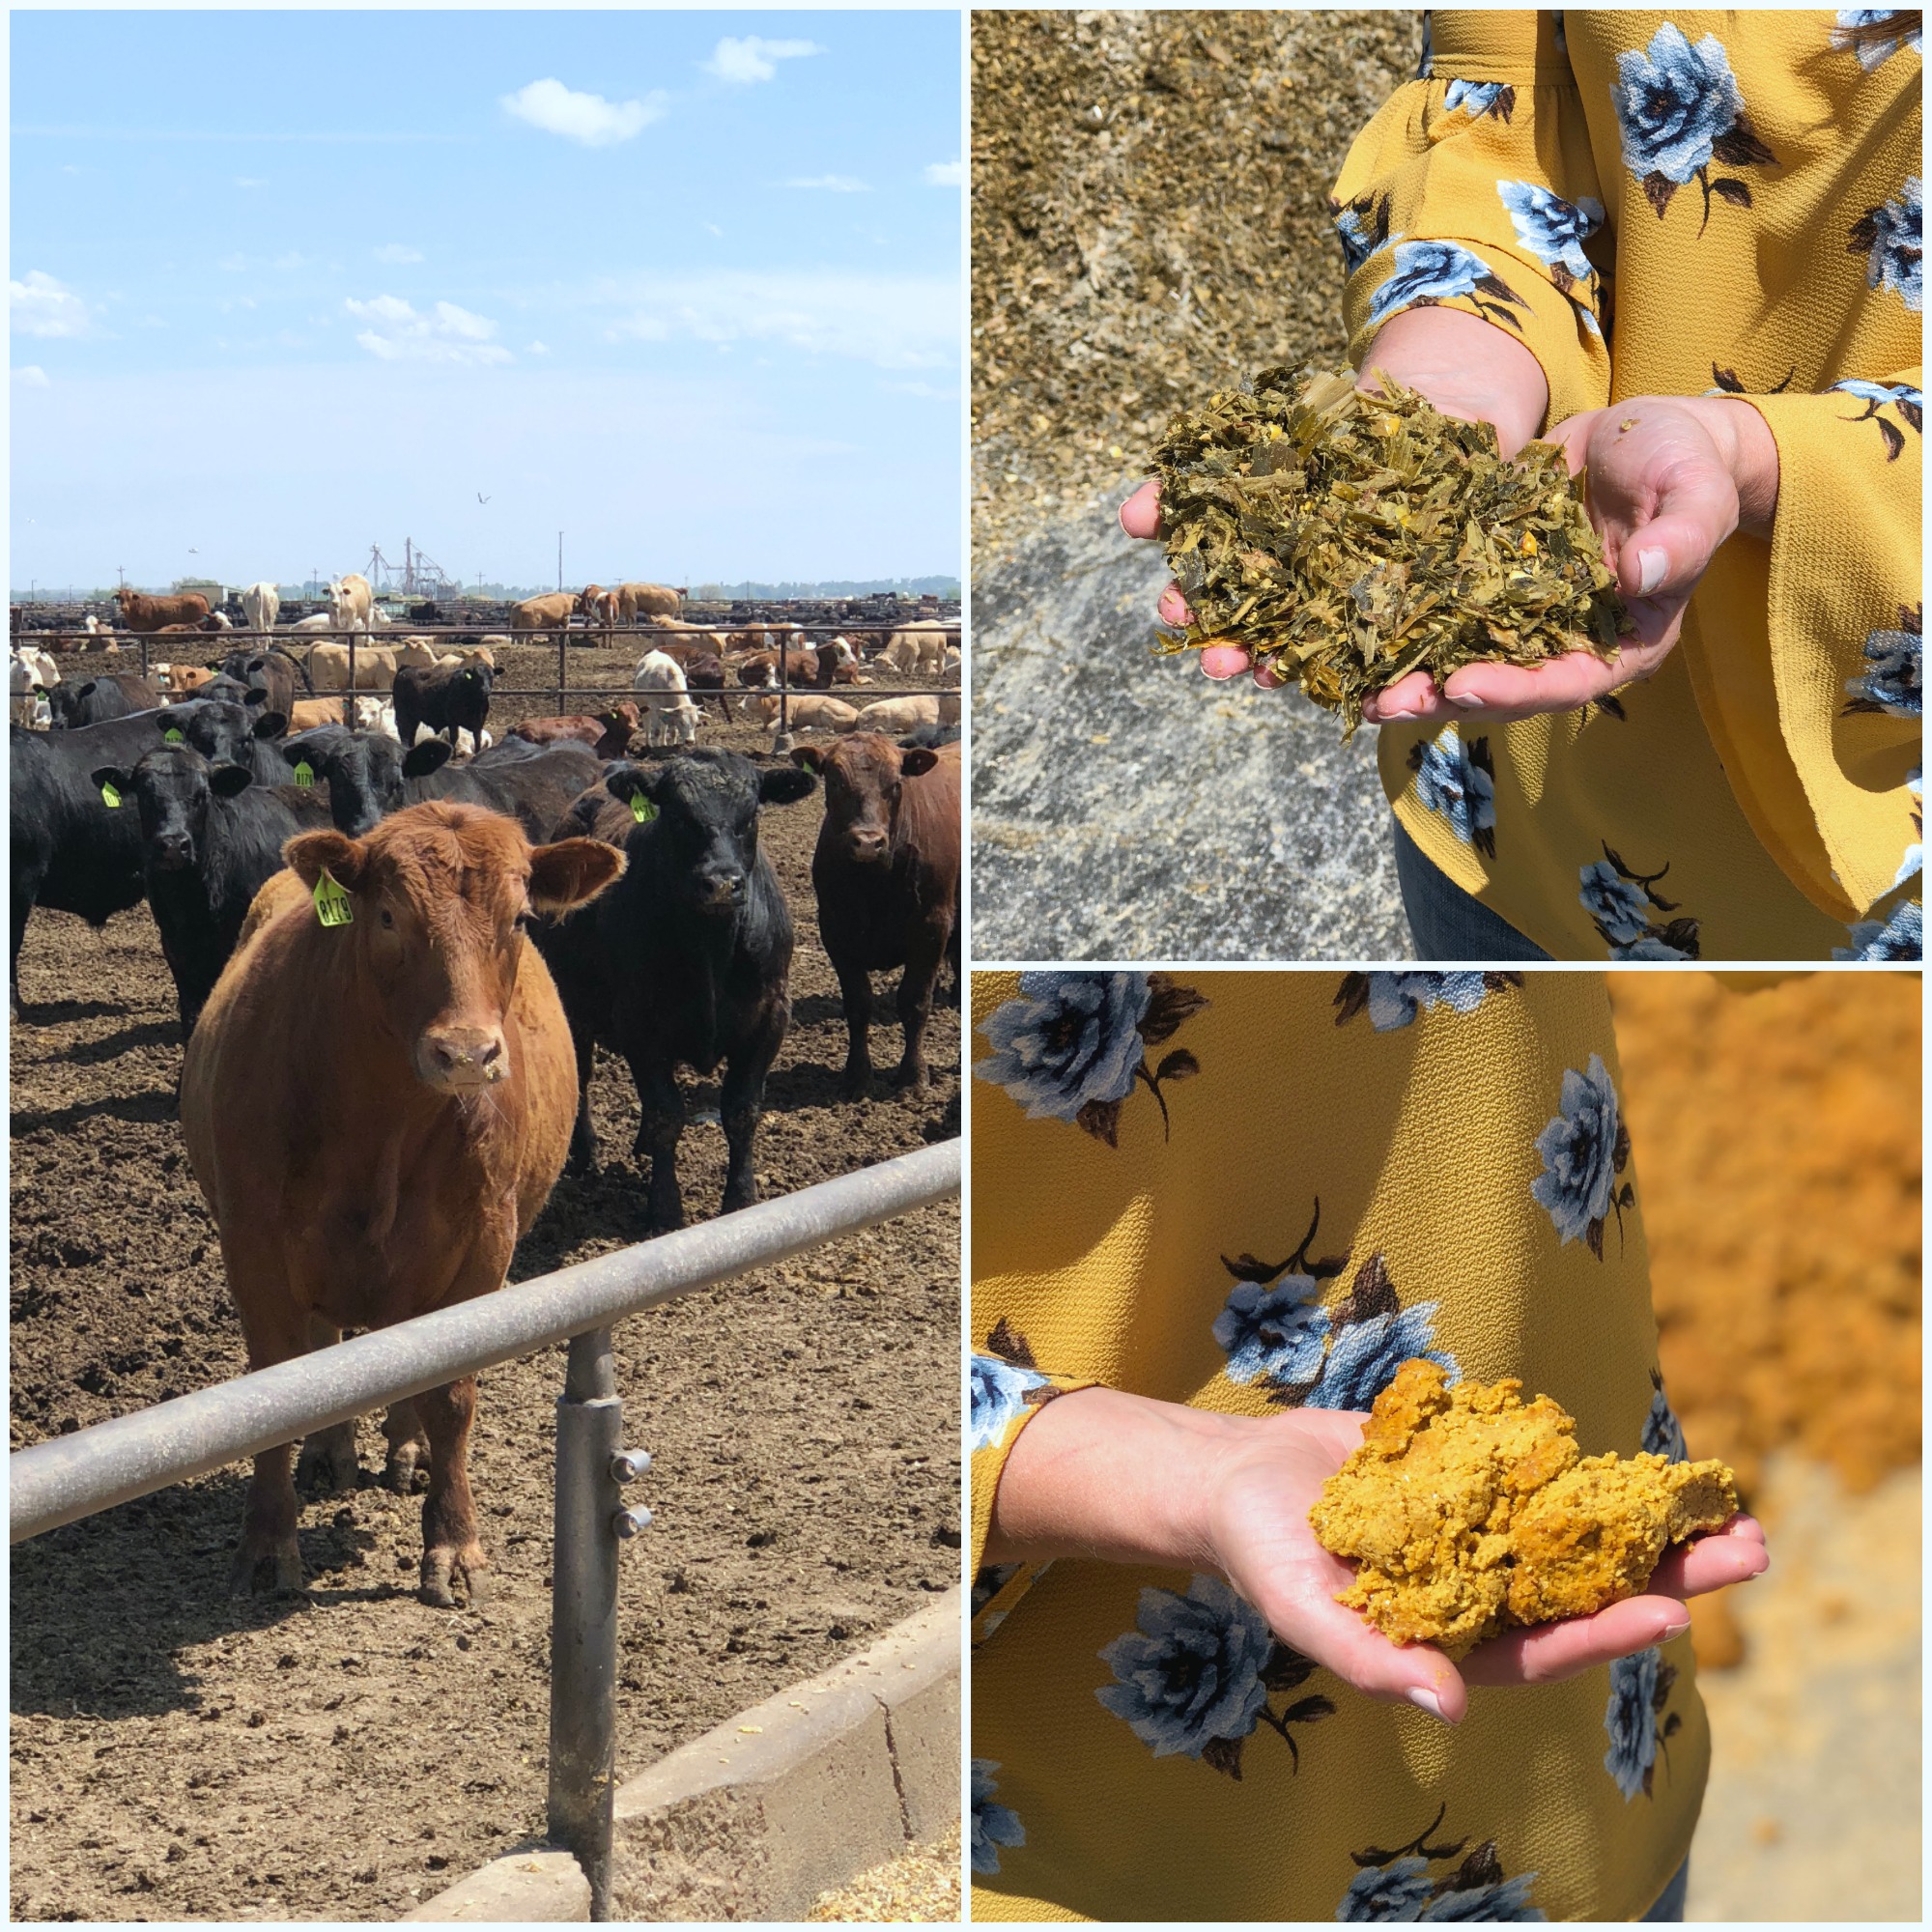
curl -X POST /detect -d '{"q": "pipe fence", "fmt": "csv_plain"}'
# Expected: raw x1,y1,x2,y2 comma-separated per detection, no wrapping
11,1138,961,1918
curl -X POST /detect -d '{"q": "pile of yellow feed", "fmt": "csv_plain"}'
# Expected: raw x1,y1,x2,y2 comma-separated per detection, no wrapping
1610,972,1920,1501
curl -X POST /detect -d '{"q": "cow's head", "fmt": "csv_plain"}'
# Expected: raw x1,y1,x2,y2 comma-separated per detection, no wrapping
791,732,939,867
282,728,409,837
92,746,252,872
605,750,815,914
282,803,623,1093
114,587,134,613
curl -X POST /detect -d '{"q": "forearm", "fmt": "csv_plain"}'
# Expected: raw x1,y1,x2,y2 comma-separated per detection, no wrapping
982,1384,1243,1571
1359,306,1551,456
1692,395,1780,542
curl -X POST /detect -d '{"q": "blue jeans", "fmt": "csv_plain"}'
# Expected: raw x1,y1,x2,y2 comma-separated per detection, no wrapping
1639,1858,1690,1922
1392,819,1552,962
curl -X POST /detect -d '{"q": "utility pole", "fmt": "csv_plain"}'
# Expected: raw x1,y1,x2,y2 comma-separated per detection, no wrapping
557,531,563,593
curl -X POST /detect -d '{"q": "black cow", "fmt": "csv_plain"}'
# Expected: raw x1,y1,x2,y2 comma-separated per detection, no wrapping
48,671,163,727
219,647,303,716
175,694,291,785
535,749,817,1230
393,663,492,751
279,729,597,839
87,746,330,1035
9,702,268,1014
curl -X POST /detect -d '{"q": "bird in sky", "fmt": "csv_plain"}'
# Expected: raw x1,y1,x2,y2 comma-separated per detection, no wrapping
477,493,491,504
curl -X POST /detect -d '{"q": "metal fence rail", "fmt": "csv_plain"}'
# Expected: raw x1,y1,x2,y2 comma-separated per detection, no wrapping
10,1138,960,1915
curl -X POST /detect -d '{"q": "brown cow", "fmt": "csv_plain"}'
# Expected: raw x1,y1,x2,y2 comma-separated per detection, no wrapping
180,803,624,1604
116,588,212,632
617,582,682,622
574,583,605,616
510,704,639,758
512,591,577,640
789,733,961,1094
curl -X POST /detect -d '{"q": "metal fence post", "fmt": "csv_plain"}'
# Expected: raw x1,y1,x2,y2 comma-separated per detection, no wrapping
548,1324,623,1918
344,624,356,731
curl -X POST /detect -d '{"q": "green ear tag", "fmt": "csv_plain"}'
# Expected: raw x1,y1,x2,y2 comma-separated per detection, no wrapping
630,795,657,823
99,781,122,810
163,726,185,745
313,867,353,928
293,760,315,788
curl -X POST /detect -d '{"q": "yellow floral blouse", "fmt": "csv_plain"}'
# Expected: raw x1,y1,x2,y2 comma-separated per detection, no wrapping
971,970,1706,1922
1337,10,1921,961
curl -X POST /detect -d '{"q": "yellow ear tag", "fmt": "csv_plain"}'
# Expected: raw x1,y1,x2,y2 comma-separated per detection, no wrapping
313,868,353,928
100,781,122,810
293,761,315,787
163,726,185,745
630,795,657,823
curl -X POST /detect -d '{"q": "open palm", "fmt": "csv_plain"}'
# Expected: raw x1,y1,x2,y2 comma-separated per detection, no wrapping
1201,1406,1768,1723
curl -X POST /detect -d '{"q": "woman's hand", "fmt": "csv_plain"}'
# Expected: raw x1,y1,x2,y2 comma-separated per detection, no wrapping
1200,1406,1766,1721
988,1386,1769,1726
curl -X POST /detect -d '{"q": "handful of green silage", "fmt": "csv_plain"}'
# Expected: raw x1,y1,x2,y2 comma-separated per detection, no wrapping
1151,364,1632,733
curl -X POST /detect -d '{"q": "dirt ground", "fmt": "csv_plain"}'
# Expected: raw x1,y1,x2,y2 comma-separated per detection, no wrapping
8,712,961,1922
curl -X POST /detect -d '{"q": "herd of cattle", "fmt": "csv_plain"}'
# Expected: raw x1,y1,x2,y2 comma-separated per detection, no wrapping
10,572,961,1606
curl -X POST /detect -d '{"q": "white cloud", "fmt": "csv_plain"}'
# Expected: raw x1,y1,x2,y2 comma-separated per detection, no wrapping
345,295,513,366
526,340,551,355
782,175,869,193
500,78,666,147
604,270,957,371
923,160,965,187
884,379,958,401
217,252,247,273
706,223,724,238
235,176,267,188
11,270,96,338
702,36,823,85
374,242,423,265
273,251,309,272
13,365,51,389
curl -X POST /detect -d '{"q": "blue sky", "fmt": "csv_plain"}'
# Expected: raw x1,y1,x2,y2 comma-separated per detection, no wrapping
10,10,962,591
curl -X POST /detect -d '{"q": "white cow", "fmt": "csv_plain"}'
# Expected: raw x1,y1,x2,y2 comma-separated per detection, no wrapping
11,645,58,726
241,582,280,637
845,696,941,735
326,572,374,633
633,649,699,747
291,611,334,633
878,621,952,676
755,692,858,733
308,640,398,691
411,720,493,758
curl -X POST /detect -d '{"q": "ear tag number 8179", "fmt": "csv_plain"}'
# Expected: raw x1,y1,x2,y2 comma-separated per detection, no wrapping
163,726,185,745
313,867,353,928
293,761,315,787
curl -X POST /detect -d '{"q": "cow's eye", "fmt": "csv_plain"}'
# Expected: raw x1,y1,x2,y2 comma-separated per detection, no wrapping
379,906,394,929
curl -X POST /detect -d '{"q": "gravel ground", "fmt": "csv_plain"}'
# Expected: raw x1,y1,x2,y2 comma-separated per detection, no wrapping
809,1823,962,1922
970,11,1420,958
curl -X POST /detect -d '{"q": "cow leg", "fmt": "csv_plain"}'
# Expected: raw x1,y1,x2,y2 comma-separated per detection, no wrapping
565,1011,601,1177
382,1398,432,1493
630,1055,687,1233
414,1376,487,1608
833,957,875,1096
720,1014,785,1215
893,933,947,1090
295,1315,361,1497
10,882,37,1018
224,1240,312,1594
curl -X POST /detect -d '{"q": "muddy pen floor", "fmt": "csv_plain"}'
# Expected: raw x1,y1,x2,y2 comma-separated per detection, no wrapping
9,705,962,1922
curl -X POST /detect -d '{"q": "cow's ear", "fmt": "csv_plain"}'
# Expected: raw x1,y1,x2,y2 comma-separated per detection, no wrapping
210,763,254,799
284,828,365,892
899,747,940,779
254,710,288,740
528,838,625,914
276,739,312,767
604,762,665,808
89,765,133,796
403,739,453,779
77,680,99,700
242,688,269,709
789,746,827,775
759,764,818,807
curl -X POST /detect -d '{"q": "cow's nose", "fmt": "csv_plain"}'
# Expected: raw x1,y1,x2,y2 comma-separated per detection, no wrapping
152,833,193,870
851,830,889,863
419,1028,507,1089
703,869,747,905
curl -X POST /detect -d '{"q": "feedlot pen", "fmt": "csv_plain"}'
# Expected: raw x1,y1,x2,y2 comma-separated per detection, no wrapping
8,712,961,1921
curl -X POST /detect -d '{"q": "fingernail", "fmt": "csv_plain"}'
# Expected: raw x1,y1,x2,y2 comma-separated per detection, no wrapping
1637,547,1667,595
1660,1614,1691,1641
1378,706,1416,722
1406,1685,1451,1722
1446,691,1484,709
